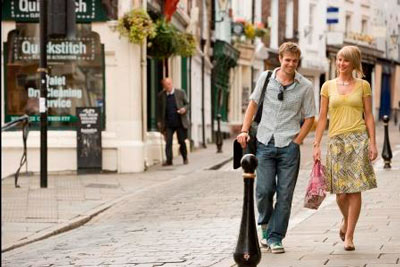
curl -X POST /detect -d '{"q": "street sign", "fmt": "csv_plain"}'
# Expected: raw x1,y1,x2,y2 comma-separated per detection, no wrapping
232,22,244,36
327,6,339,24
77,107,102,173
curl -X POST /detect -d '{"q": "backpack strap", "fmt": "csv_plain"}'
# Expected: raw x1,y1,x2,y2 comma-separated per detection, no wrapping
254,71,272,123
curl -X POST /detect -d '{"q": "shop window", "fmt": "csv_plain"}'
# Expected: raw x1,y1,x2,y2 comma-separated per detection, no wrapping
345,14,352,37
3,23,105,130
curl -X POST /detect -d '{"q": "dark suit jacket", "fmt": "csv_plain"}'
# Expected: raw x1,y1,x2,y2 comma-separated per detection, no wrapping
157,88,190,131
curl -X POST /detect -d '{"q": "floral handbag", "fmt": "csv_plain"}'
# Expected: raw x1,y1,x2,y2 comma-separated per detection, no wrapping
304,160,327,210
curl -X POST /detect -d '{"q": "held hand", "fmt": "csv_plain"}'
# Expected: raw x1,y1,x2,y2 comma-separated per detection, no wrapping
369,143,378,161
292,138,301,145
177,108,186,114
237,132,250,149
313,146,321,162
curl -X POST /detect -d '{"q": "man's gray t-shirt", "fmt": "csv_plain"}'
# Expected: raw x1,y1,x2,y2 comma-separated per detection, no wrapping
249,68,316,148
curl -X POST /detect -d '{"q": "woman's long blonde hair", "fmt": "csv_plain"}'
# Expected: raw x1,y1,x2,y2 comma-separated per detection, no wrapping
336,45,364,77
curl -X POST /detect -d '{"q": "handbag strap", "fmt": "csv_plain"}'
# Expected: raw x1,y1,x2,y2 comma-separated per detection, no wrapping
254,71,272,123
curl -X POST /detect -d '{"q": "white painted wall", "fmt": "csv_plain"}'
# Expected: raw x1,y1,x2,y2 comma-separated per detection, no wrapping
371,0,400,60
270,0,279,49
298,0,329,116
189,54,212,147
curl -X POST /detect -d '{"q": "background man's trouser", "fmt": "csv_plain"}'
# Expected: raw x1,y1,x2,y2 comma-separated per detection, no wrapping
165,127,188,163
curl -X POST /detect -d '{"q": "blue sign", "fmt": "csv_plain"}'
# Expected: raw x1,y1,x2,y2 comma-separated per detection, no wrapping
327,6,339,24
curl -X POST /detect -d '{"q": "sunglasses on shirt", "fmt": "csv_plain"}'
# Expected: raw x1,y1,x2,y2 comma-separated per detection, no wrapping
278,91,284,101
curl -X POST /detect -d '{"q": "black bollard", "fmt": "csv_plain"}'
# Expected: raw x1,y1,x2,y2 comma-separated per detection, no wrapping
234,154,261,267
216,114,223,153
382,115,393,169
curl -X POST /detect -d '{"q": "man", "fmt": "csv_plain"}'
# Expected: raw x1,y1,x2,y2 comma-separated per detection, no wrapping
237,42,316,253
157,77,190,166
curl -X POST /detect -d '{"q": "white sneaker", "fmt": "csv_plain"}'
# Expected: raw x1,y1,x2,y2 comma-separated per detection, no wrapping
270,241,285,254
260,225,269,248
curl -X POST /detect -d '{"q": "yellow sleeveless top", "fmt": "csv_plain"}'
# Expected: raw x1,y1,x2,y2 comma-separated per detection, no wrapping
321,79,371,137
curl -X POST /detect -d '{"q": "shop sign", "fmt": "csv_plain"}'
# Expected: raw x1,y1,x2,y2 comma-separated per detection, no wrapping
4,24,105,129
77,107,102,172
1,0,108,23
14,37,96,61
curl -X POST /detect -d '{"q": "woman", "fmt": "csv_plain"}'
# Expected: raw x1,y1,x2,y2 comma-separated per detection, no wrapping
313,45,377,251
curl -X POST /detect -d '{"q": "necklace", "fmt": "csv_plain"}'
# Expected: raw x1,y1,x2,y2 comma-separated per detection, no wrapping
337,79,353,86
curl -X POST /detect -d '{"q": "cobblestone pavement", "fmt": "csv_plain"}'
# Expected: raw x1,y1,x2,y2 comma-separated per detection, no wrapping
2,123,399,267
2,168,243,266
2,150,316,266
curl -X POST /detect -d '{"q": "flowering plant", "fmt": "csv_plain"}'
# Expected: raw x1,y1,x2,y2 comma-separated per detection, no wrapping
148,19,197,59
233,19,269,42
176,32,197,57
255,22,269,38
117,9,156,44
244,23,256,40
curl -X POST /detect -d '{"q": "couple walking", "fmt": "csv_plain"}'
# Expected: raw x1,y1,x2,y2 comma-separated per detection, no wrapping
237,42,377,253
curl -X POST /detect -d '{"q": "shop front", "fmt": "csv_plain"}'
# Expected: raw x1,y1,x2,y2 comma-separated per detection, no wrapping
2,0,147,177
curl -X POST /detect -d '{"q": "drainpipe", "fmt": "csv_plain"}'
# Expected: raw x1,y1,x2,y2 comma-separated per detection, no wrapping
201,0,207,148
141,0,147,160
189,56,193,150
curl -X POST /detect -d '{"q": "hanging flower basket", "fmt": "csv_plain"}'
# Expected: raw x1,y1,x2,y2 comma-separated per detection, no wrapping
176,32,197,57
147,19,179,59
148,19,197,59
117,9,156,44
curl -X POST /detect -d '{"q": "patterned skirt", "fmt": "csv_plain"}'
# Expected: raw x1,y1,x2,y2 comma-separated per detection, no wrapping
325,131,377,194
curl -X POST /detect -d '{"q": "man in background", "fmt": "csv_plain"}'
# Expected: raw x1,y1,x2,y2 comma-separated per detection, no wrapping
157,77,190,166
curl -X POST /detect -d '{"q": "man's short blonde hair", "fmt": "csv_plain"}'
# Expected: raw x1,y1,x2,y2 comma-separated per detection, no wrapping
278,42,301,58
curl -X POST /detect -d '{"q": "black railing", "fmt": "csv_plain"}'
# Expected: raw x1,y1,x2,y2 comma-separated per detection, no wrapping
1,115,30,188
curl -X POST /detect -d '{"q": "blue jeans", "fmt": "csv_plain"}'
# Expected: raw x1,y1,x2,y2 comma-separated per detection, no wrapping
255,138,300,244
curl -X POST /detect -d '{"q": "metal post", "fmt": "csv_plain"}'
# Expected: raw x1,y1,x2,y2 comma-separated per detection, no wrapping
216,114,223,153
382,115,392,169
234,154,261,267
39,0,48,188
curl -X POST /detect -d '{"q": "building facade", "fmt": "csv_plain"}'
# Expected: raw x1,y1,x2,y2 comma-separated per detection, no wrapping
1,0,211,177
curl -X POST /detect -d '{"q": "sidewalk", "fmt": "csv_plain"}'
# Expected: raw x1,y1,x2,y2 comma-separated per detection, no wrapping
1,140,233,252
255,145,400,267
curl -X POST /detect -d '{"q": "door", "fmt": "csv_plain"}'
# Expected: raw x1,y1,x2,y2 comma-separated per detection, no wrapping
379,73,391,119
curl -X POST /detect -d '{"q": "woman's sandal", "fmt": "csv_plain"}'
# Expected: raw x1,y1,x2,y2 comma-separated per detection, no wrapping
339,229,345,241
339,218,346,241
344,245,355,251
